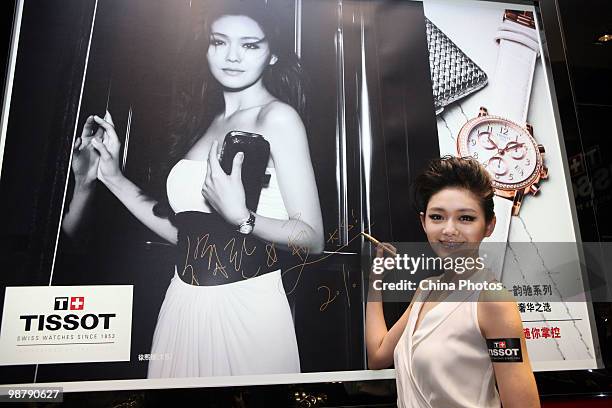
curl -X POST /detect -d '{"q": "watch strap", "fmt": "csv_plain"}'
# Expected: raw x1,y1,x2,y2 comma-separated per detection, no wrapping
484,10,540,279
488,13,539,124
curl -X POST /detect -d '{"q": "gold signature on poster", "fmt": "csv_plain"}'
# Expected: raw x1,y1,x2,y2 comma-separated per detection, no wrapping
283,211,369,295
265,242,278,267
317,265,357,312
177,209,370,297
223,237,261,279
180,234,228,285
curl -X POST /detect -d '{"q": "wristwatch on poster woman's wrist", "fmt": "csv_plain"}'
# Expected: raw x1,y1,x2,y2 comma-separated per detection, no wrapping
237,212,256,235
456,10,548,277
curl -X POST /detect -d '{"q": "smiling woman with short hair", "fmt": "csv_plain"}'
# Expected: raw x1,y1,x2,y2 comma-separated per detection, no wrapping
366,156,539,408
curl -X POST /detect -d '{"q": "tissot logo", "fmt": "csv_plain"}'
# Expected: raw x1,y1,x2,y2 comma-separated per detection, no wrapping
487,338,522,362
0,285,133,365
19,295,115,332
54,297,68,310
488,347,519,357
71,297,84,310
54,296,84,311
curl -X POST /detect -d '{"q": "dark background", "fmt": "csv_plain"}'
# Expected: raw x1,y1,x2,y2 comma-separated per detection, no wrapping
0,0,611,406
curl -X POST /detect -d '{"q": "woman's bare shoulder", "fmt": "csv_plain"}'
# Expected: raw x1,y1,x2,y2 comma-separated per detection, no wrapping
479,282,514,303
257,100,304,133
477,288,522,336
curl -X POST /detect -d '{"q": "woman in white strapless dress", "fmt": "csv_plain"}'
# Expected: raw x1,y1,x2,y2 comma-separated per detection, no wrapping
74,1,324,378
365,157,540,407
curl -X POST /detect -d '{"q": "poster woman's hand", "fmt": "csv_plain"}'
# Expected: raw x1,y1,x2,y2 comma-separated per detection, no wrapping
87,110,177,244
71,115,101,186
90,111,123,185
63,115,102,238
201,140,250,226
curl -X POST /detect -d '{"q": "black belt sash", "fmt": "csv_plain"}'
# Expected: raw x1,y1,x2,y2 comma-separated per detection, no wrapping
174,211,286,286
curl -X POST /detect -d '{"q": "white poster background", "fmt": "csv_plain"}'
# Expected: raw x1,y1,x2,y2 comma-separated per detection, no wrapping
424,0,600,371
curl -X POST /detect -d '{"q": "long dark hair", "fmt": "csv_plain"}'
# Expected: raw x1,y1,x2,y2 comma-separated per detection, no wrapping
154,0,309,218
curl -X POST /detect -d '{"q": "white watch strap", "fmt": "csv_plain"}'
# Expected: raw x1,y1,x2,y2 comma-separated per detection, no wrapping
481,195,513,280
481,15,540,280
488,19,540,124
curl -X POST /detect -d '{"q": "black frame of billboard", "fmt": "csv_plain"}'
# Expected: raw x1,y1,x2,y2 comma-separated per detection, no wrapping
0,0,610,403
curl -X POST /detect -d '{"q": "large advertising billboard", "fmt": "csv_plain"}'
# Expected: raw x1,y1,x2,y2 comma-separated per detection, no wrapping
0,0,601,392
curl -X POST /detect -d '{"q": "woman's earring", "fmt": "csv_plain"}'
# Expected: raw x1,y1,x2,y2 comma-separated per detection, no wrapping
269,54,278,65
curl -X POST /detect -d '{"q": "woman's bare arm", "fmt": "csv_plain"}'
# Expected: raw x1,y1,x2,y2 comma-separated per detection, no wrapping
101,175,178,244
253,102,324,253
62,116,102,238
365,243,416,369
479,290,540,408
62,178,96,238
91,113,178,244
366,300,413,369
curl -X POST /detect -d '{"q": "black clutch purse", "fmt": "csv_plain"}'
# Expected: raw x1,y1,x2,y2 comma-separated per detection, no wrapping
219,131,271,211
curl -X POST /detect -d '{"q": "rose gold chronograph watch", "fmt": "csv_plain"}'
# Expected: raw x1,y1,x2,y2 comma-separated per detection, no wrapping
457,106,548,215
456,10,548,277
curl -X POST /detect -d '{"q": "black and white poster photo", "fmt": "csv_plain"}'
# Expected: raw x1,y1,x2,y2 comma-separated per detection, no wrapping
0,0,438,387
66,1,323,379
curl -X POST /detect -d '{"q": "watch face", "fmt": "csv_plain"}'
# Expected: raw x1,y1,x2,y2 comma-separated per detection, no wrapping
239,224,253,234
457,115,542,190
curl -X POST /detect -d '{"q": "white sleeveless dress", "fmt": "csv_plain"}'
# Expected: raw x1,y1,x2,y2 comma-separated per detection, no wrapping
147,159,300,378
393,269,501,408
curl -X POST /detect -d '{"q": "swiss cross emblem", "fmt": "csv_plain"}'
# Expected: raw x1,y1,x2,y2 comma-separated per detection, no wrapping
70,296,85,310
568,154,585,176
498,341,506,348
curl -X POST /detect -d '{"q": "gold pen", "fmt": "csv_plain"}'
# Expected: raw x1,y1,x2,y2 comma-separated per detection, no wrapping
360,232,397,256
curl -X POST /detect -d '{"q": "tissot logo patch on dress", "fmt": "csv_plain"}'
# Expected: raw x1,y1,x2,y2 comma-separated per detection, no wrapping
487,338,522,362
